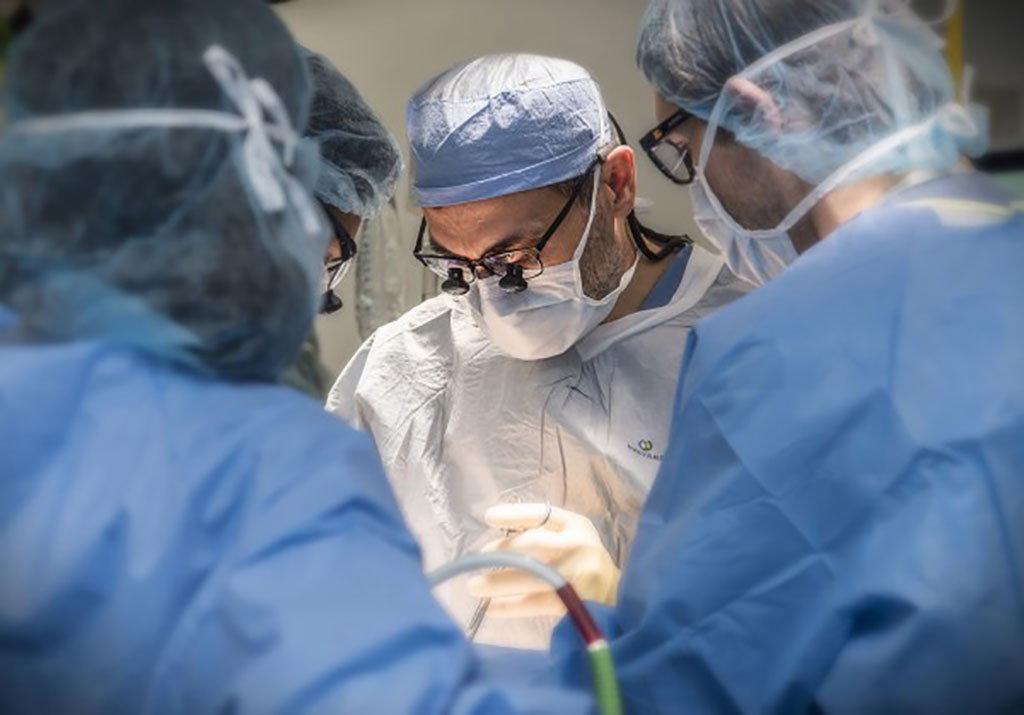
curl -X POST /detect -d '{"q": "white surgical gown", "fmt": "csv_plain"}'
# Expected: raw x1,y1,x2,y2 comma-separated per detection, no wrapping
0,330,593,714
327,244,750,648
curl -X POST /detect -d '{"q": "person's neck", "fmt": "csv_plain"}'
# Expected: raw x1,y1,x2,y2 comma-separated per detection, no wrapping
603,220,676,324
805,174,903,247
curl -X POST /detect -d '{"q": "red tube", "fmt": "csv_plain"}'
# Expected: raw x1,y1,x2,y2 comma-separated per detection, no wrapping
557,583,603,646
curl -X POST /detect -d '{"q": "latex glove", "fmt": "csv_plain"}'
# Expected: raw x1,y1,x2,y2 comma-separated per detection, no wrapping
467,503,621,618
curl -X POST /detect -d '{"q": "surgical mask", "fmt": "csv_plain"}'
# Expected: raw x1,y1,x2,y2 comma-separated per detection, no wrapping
467,166,638,360
694,5,985,287
690,175,797,286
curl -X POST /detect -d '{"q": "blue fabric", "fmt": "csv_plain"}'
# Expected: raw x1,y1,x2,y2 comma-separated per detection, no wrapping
407,54,614,207
0,339,594,714
474,645,563,688
639,244,692,311
553,173,1024,713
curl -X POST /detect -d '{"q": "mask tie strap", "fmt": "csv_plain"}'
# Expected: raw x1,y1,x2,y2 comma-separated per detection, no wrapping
202,45,322,235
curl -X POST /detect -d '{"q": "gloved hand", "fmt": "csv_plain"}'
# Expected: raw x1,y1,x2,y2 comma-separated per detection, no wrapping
467,503,621,618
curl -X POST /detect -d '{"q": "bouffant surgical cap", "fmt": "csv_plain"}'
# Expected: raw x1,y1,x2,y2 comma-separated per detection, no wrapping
407,53,614,207
0,0,327,381
304,49,403,218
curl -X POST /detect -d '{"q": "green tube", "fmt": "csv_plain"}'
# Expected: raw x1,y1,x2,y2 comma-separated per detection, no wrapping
587,643,624,715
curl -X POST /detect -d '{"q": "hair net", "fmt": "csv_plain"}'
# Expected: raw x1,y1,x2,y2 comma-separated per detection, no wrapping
0,0,328,381
636,0,988,186
407,53,614,207
304,49,403,218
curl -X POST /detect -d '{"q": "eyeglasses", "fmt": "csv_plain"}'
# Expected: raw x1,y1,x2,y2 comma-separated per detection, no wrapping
639,108,696,185
322,206,357,291
413,160,597,296
320,204,358,314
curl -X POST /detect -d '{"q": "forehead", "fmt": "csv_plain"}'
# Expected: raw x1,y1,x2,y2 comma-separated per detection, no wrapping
423,185,564,256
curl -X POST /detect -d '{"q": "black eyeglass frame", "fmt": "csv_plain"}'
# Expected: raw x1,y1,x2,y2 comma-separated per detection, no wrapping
639,108,697,186
413,157,601,285
321,203,358,291
318,203,359,314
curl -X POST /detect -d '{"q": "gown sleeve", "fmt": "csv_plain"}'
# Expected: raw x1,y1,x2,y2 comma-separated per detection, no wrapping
149,418,594,715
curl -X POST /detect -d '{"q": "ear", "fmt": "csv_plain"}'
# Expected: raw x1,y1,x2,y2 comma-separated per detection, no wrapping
602,145,636,220
724,77,783,133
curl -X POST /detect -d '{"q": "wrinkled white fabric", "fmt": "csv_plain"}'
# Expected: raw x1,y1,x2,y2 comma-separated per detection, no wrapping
326,245,750,648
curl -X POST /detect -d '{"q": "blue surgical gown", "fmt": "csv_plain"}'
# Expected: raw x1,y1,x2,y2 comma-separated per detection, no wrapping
0,333,593,713
554,173,1024,713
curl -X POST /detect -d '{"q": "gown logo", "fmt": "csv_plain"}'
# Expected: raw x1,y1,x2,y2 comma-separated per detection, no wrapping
628,438,663,461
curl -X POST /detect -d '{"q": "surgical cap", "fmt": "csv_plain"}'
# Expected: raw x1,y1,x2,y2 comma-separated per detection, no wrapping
304,49,403,218
407,53,614,207
0,0,326,381
636,0,988,185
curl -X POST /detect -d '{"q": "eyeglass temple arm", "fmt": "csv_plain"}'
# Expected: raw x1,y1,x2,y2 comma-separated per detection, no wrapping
606,112,694,262
414,217,427,256
531,161,598,256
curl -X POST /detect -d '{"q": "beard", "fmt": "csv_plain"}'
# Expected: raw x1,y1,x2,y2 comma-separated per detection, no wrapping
578,196,633,300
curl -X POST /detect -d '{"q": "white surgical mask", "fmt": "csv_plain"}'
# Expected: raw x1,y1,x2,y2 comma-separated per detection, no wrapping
467,166,638,360
690,175,798,286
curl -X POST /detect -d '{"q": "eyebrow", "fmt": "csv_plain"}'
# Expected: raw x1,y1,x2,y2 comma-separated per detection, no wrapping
427,226,547,259
480,232,540,256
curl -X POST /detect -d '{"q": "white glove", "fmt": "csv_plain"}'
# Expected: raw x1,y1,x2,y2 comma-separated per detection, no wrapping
467,503,621,618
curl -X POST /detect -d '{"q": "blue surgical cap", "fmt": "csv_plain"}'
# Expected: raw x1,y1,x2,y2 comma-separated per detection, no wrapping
0,0,327,381
304,49,403,219
636,0,988,185
407,53,614,207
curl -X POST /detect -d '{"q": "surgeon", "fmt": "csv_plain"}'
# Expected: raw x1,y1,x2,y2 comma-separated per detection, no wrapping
281,47,403,398
0,1,594,712
327,53,750,648
552,0,1024,711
